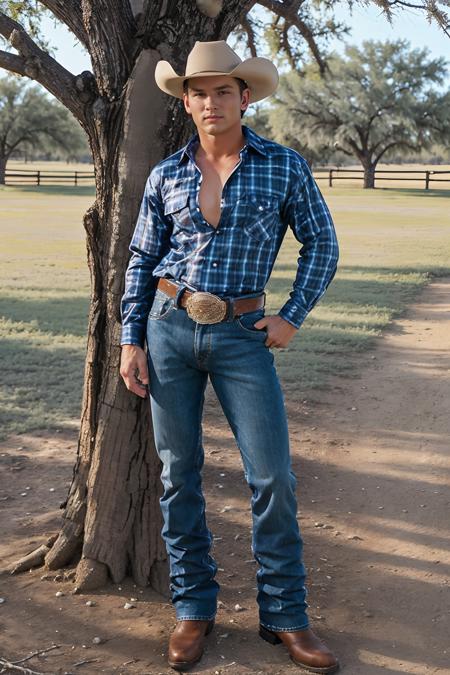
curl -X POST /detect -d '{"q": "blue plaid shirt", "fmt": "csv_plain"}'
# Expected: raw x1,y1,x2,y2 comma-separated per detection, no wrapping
120,124,339,346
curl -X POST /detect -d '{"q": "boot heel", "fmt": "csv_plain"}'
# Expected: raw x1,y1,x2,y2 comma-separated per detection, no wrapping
259,624,282,645
205,619,215,636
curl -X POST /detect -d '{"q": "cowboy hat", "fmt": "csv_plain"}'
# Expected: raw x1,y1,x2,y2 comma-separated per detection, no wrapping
154,40,279,104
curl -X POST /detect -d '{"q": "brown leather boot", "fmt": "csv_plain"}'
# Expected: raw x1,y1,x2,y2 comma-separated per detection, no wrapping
259,624,339,673
168,619,215,671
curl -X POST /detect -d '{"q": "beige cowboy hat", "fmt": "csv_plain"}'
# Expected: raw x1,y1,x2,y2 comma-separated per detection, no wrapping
154,40,279,104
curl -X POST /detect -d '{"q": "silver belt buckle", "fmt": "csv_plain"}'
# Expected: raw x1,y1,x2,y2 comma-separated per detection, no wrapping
185,291,227,324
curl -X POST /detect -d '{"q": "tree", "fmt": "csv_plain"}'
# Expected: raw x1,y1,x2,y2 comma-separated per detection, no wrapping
0,1,448,594
0,74,87,181
266,39,450,187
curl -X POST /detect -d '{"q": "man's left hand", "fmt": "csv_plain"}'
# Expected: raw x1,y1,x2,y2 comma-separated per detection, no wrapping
253,314,298,348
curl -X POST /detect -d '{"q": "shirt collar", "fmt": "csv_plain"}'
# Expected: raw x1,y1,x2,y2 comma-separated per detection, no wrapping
177,123,268,166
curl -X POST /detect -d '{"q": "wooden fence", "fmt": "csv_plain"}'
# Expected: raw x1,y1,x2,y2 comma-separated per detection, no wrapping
4,167,450,190
4,169,95,186
314,168,450,189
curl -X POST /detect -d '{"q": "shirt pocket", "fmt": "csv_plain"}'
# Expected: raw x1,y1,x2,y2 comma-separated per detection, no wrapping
235,194,279,241
163,192,193,231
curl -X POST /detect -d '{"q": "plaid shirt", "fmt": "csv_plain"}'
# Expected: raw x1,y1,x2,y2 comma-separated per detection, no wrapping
120,124,339,346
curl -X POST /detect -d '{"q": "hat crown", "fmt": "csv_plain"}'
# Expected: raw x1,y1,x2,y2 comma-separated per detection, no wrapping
185,40,242,77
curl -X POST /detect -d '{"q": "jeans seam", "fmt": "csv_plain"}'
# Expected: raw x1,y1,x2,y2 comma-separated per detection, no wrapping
260,620,310,631
176,614,216,621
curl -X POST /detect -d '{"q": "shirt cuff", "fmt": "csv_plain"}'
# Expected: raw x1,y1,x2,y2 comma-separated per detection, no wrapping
120,326,146,348
278,300,309,329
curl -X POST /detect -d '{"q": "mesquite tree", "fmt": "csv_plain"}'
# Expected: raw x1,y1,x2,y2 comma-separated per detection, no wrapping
267,39,450,187
0,0,447,593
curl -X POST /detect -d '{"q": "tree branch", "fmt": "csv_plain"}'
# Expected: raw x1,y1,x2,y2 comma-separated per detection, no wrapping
241,15,257,56
0,49,27,76
0,11,90,122
257,0,330,75
37,0,89,48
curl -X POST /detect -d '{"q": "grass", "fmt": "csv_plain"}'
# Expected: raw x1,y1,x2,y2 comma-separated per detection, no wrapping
1,182,449,438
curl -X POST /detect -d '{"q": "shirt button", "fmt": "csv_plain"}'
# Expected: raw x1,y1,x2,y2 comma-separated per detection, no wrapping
212,262,218,267
258,205,264,211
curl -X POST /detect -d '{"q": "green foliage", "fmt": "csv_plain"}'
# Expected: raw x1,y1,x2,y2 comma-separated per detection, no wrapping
0,75,89,165
264,39,450,167
0,1,51,49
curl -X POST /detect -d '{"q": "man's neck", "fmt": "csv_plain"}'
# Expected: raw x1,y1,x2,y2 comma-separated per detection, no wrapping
195,123,246,162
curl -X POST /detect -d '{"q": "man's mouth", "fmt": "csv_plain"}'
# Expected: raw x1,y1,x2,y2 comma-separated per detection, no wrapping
204,116,222,120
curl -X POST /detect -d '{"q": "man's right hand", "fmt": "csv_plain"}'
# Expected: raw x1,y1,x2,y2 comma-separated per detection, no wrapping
120,344,149,398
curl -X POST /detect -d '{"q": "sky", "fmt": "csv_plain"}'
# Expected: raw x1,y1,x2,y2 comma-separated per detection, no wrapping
40,2,449,75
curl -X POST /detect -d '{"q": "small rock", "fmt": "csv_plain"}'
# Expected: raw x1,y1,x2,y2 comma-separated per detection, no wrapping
234,603,245,612
86,600,96,606
0,598,5,604
49,488,55,492
92,636,104,644
123,602,136,609
314,522,324,528
221,506,232,513
347,535,364,541
234,534,240,541
55,591,64,597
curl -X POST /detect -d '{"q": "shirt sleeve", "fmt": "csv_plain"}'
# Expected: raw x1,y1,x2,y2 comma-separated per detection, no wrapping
120,168,172,347
278,156,339,329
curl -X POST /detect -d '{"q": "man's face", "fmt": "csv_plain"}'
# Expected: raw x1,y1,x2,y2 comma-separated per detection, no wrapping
183,75,250,134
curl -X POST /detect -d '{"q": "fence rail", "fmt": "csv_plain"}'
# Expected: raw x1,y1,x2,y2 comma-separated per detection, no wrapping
4,167,450,190
313,168,450,189
4,169,95,186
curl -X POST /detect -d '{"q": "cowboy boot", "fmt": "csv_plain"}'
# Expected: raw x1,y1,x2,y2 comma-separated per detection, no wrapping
259,624,339,673
168,619,215,671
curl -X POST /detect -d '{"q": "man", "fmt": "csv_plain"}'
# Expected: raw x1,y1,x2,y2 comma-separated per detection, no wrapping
120,40,340,673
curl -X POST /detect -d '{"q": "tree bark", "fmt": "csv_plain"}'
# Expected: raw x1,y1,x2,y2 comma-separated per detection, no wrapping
362,162,376,189
0,155,6,184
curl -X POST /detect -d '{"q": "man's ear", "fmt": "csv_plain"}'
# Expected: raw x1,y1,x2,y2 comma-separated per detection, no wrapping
182,92,191,115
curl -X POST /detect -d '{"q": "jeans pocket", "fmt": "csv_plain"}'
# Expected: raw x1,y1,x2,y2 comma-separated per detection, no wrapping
148,289,175,320
235,308,267,335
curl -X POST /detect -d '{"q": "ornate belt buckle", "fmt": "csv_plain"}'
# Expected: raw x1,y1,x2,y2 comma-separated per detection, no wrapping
185,291,227,324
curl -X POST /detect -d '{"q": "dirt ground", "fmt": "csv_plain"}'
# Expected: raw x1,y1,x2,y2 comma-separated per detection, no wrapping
1,278,449,675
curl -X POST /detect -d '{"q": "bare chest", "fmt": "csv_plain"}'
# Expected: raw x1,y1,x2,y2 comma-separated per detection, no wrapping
196,154,241,228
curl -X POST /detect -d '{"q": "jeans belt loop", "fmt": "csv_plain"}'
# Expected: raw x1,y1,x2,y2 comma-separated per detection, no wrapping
174,283,188,309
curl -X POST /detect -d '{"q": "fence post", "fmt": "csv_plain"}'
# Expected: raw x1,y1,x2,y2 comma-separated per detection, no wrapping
329,169,333,187
425,171,430,190
37,170,40,186
74,171,78,186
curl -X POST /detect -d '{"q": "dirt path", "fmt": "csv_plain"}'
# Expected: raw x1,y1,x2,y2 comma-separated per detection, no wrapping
1,278,449,674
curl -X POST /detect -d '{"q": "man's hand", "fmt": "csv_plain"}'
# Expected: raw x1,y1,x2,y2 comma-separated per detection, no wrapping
120,344,149,398
254,314,298,348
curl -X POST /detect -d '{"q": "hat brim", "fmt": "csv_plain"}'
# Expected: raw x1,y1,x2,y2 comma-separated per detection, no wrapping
155,57,278,104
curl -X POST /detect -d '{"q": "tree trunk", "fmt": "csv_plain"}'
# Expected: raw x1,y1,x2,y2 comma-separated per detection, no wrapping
6,0,252,597
363,163,376,188
43,49,194,595
0,155,6,184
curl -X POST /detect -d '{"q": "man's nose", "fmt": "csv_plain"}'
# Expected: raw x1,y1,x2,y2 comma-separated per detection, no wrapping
204,95,218,108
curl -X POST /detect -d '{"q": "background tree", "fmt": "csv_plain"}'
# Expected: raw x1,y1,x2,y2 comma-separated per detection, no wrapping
265,39,450,187
0,74,88,182
0,1,448,594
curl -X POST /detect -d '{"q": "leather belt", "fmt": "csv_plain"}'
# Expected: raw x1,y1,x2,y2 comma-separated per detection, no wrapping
157,277,265,325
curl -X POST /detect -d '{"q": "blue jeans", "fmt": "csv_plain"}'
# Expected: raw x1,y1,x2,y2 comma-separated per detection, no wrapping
146,285,310,631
